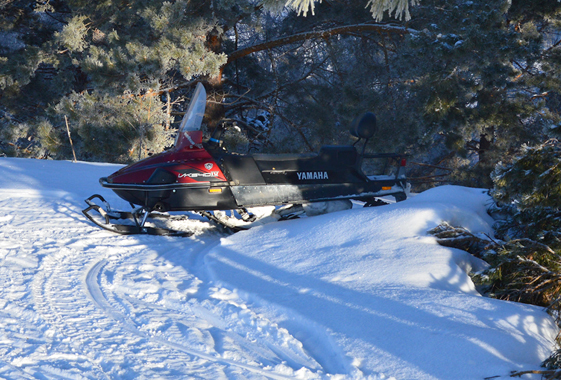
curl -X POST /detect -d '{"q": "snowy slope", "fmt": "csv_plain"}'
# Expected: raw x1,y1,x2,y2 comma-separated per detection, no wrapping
0,157,557,380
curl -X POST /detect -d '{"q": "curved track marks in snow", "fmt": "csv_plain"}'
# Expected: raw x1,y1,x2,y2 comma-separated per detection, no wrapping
0,190,325,379
84,258,302,379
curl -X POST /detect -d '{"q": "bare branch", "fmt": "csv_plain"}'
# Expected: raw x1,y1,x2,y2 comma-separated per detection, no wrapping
226,23,416,65
409,161,453,171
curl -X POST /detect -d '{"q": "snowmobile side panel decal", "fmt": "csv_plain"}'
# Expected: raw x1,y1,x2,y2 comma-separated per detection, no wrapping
178,171,220,179
296,172,329,180
261,170,362,184
175,169,223,182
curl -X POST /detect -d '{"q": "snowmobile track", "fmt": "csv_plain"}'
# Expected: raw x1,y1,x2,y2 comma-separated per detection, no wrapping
85,258,300,380
29,234,220,377
4,196,323,378
31,248,114,379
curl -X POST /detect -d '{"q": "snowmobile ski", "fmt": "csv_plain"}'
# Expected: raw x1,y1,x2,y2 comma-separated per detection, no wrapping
82,194,192,237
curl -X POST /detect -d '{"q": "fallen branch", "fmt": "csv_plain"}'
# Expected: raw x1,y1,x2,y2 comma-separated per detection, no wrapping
511,369,561,379
428,222,494,257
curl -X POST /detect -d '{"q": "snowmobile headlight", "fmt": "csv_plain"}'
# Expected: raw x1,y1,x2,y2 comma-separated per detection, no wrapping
209,188,222,193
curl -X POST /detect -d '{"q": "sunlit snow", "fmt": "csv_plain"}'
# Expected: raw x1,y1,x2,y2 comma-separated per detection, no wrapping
0,157,557,379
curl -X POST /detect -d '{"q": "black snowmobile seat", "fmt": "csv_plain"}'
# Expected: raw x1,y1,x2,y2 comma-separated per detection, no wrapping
318,146,357,167
252,152,318,161
350,112,377,140
251,146,357,173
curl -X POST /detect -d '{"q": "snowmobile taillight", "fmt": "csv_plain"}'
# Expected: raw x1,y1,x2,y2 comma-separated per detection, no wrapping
401,158,407,166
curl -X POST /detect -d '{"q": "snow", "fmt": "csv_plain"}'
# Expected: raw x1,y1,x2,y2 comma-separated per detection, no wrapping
0,156,557,380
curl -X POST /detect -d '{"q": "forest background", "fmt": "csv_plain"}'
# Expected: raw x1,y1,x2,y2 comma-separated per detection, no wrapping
1,0,560,189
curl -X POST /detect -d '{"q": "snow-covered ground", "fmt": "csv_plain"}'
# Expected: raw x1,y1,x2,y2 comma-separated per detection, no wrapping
0,157,557,380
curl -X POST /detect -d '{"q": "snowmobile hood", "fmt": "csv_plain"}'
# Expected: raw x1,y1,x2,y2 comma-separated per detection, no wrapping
104,146,217,185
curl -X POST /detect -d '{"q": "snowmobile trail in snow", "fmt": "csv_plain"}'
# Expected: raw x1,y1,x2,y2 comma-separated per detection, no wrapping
0,180,326,379
31,227,322,378
84,258,307,380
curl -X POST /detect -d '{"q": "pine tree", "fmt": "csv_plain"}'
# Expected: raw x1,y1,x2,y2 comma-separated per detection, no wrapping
390,0,561,188
430,140,561,370
490,140,561,239
1,0,227,162
2,0,561,172
468,140,561,369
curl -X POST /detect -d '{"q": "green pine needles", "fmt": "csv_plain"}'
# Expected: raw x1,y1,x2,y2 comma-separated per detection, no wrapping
0,0,226,162
476,140,561,304
492,140,561,211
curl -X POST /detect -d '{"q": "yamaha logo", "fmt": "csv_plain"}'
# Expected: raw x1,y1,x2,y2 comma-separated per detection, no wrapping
204,163,214,170
297,172,329,180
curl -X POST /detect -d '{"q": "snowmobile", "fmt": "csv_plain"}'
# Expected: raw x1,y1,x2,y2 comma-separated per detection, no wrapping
83,83,409,236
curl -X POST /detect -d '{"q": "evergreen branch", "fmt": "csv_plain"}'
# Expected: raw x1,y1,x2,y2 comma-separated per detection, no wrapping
543,38,561,55
531,91,550,100
121,80,200,100
511,59,536,77
223,89,253,107
428,222,493,257
224,58,329,113
276,114,315,152
514,256,551,274
483,233,502,247
254,56,331,101
436,236,487,247
44,11,68,25
409,173,451,180
223,92,273,111
225,23,416,65
346,32,397,52
510,238,556,255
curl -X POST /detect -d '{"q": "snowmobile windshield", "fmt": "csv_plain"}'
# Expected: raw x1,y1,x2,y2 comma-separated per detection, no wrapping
174,82,206,146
